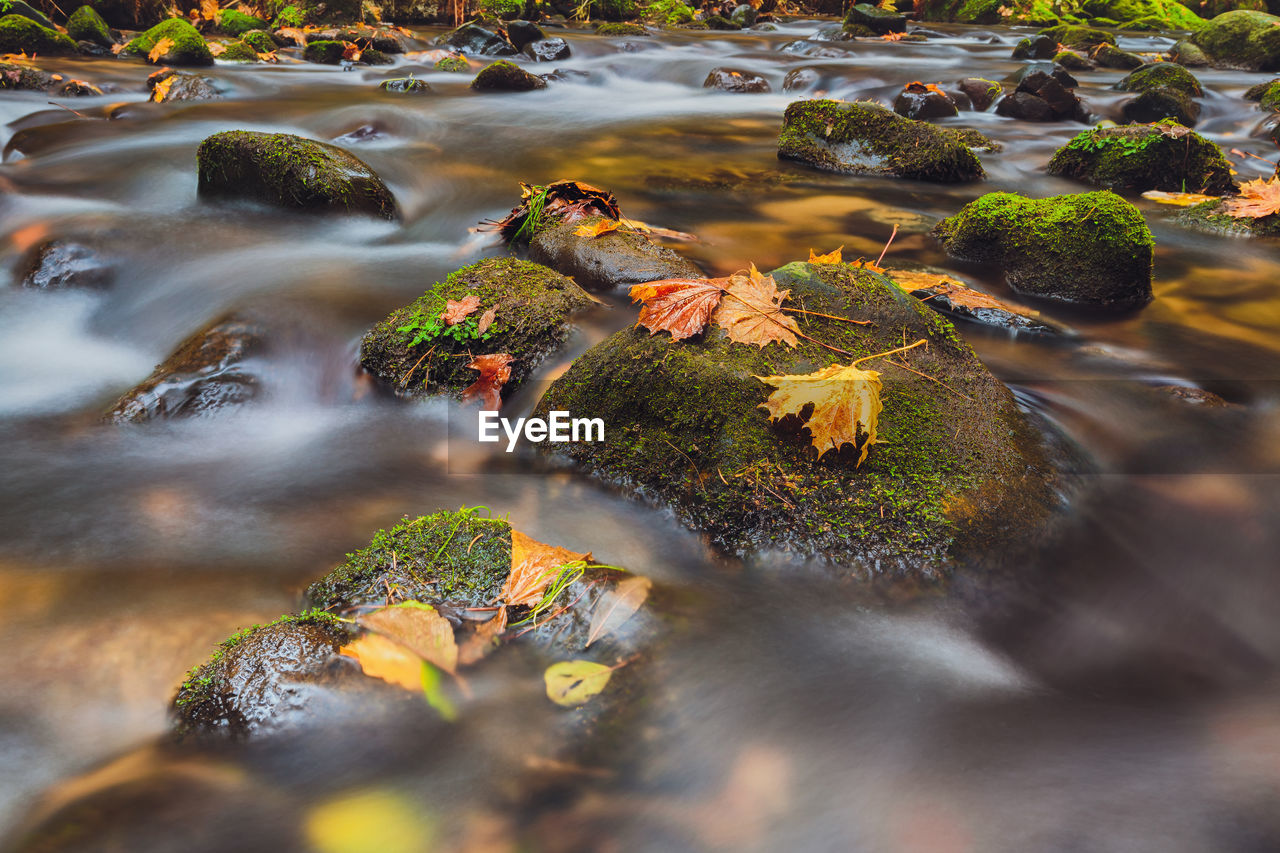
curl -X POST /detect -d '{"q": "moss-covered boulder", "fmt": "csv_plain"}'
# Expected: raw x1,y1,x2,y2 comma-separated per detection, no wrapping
359,258,593,400
240,28,274,52
934,191,1154,308
533,261,1058,588
777,99,988,182
1047,121,1233,194
1170,37,1210,64
1246,78,1280,108
217,38,258,61
302,38,347,62
1190,9,1280,69
1039,24,1115,48
471,59,546,90
196,131,398,219
1094,42,1145,68
1013,33,1057,59
1114,61,1203,124
1087,0,1207,29
915,0,1058,25
0,0,53,27
596,21,647,34
1175,198,1280,236
529,216,704,291
0,14,76,54
66,5,112,46
123,18,213,65
1119,61,1203,96
218,8,267,34
844,2,906,33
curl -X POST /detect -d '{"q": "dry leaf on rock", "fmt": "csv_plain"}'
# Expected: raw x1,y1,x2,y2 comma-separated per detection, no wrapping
807,246,843,264
475,304,498,335
1222,178,1280,219
629,278,727,341
503,530,590,608
360,602,458,675
574,219,620,238
148,37,174,63
341,633,427,691
458,606,508,666
756,363,884,465
441,294,481,325
461,353,513,410
712,265,800,348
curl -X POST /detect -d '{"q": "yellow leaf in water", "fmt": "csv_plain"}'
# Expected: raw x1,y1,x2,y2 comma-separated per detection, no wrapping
573,218,620,238
585,575,651,648
360,601,458,675
148,37,174,63
756,363,884,465
807,246,843,264
1141,190,1219,207
544,660,613,707
341,633,427,691
305,789,435,853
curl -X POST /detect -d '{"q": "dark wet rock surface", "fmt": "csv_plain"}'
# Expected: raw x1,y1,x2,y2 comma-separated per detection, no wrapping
20,240,114,290
529,216,704,290
703,66,770,92
995,69,1089,122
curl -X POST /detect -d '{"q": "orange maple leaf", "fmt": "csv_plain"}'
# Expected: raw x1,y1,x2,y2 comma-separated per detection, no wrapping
502,530,590,608
881,31,906,40
711,265,800,348
461,352,513,410
1222,177,1280,219
629,277,727,341
850,259,886,273
904,81,947,96
756,363,884,465
148,37,174,63
340,633,426,691
440,294,481,325
573,218,620,238
808,246,843,264
149,75,175,102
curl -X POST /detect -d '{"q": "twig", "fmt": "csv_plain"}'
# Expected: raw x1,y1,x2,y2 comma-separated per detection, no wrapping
46,101,88,119
850,338,926,367
782,306,871,325
510,580,599,639
884,357,973,402
400,346,435,387
874,224,899,268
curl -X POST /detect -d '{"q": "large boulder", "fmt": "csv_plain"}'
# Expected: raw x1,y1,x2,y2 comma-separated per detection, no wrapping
196,131,398,219
440,21,516,54
471,59,546,91
0,13,76,54
529,216,704,291
843,2,906,33
534,261,1059,590
1047,121,1233,194
777,99,990,182
66,4,112,47
933,191,1154,308
122,18,213,65
1190,9,1280,69
1116,61,1203,125
359,258,594,401
0,0,54,27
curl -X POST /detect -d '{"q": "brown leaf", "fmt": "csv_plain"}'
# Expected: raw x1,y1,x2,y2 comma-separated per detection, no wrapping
585,575,652,647
807,246,843,264
149,75,175,102
457,606,507,666
1141,189,1218,206
441,293,481,325
756,363,883,465
276,26,308,46
475,304,498,335
199,0,219,21
342,41,362,61
360,602,458,674
502,529,590,608
629,277,727,341
460,353,513,410
148,37,175,63
888,270,1013,311
1222,178,1280,219
573,219,620,238
341,633,426,691
850,258,885,273
207,41,227,56
712,265,800,348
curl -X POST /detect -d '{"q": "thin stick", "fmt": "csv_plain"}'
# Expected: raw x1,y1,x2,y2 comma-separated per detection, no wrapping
875,224,899,268
46,101,88,119
782,306,871,325
400,346,435,386
850,338,926,367
720,289,858,356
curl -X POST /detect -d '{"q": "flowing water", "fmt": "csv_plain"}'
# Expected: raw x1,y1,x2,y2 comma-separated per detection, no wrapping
3,19,1280,851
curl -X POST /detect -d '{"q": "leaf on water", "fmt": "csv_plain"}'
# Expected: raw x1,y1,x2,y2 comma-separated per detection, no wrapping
573,219,620,238
460,353,513,410
458,606,508,666
888,269,1021,311
341,632,428,691
629,277,727,341
756,363,884,465
360,601,458,675
441,293,481,325
1141,189,1218,206
475,304,498,335
807,246,843,264
503,529,590,608
712,265,800,348
148,37,174,63
544,660,613,707
1222,178,1280,219
585,575,651,648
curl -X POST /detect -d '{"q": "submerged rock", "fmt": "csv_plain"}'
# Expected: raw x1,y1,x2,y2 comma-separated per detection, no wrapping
434,53,470,71
1093,43,1145,69
777,99,989,182
534,260,1058,588
783,66,821,92
595,21,647,35
703,66,770,92
996,69,1088,122
0,14,77,55
471,59,546,91
933,191,1154,308
379,75,431,93
893,269,1067,336
1116,62,1203,125
20,239,114,290
956,76,1001,110
359,257,594,400
123,18,213,66
1047,121,1233,194
196,131,398,219
529,216,703,291
66,4,113,48
1175,198,1280,237
1012,34,1056,60
1190,10,1280,70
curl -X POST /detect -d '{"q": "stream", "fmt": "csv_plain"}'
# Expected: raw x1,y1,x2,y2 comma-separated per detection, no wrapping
3,18,1280,851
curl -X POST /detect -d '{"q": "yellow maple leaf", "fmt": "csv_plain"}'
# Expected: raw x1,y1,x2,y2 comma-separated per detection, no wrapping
1222,177,1280,219
1140,190,1218,207
149,75,175,102
573,218,620,238
148,37,174,63
807,246,843,264
711,264,800,348
755,363,883,465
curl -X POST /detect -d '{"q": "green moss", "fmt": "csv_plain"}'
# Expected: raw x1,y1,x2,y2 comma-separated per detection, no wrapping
217,38,258,60
1093,42,1145,67
1047,121,1233,194
596,21,647,33
1191,9,1280,69
643,0,694,23
307,508,513,610
1086,0,1206,28
1118,60,1203,95
843,2,907,33
123,17,213,65
218,8,267,34
591,0,637,19
359,257,593,398
303,38,347,62
471,58,546,90
272,3,304,26
921,0,1058,24
1054,48,1093,68
380,75,430,93
777,99,988,182
66,5,113,47
476,0,522,18
0,14,77,54
240,28,275,52
1176,198,1280,236
934,191,1154,307
1039,23,1116,46
1260,80,1280,108
433,54,469,71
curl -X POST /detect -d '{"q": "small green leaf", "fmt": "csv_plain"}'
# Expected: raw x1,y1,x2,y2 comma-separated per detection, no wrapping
420,661,457,722
544,660,613,707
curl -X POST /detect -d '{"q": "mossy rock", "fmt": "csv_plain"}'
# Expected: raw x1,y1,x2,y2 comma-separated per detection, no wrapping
471,58,546,90
915,0,1059,25
149,70,220,102
240,28,275,52
271,3,304,26
434,54,469,71
0,59,55,89
0,0,51,28
359,257,594,399
1082,0,1206,29
1118,61,1203,96
1013,34,1057,58
934,191,1154,308
439,21,516,54
123,18,213,65
1125,86,1201,123
1047,121,1233,194
1093,42,1145,67
217,38,259,61
1170,37,1209,64
1190,9,1280,69
1038,24,1115,47
0,14,77,54
218,8,267,34
1054,49,1094,69
262,0,360,25
196,130,398,219
380,75,430,93
703,13,740,28
843,2,906,33
591,0,637,20
596,21,647,34
533,260,1059,589
303,38,347,62
1253,80,1280,108
777,99,988,183
66,4,112,47
528,215,704,291
1175,198,1280,236
171,611,355,738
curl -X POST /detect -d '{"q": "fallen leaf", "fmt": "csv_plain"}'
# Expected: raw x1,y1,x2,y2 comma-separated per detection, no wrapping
207,41,226,56
341,632,427,691
850,258,886,273
808,246,843,264
544,660,613,707
199,0,219,21
904,80,946,96
629,277,727,341
458,606,508,666
1141,189,1218,206
475,304,498,335
441,293,481,325
342,41,362,61
360,601,458,675
712,265,800,348
1222,177,1280,218
573,219,620,238
882,30,906,40
503,529,590,608
617,216,698,241
460,353,513,410
149,75,174,102
756,363,884,465
887,270,1009,310
148,37,174,63
585,575,651,648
